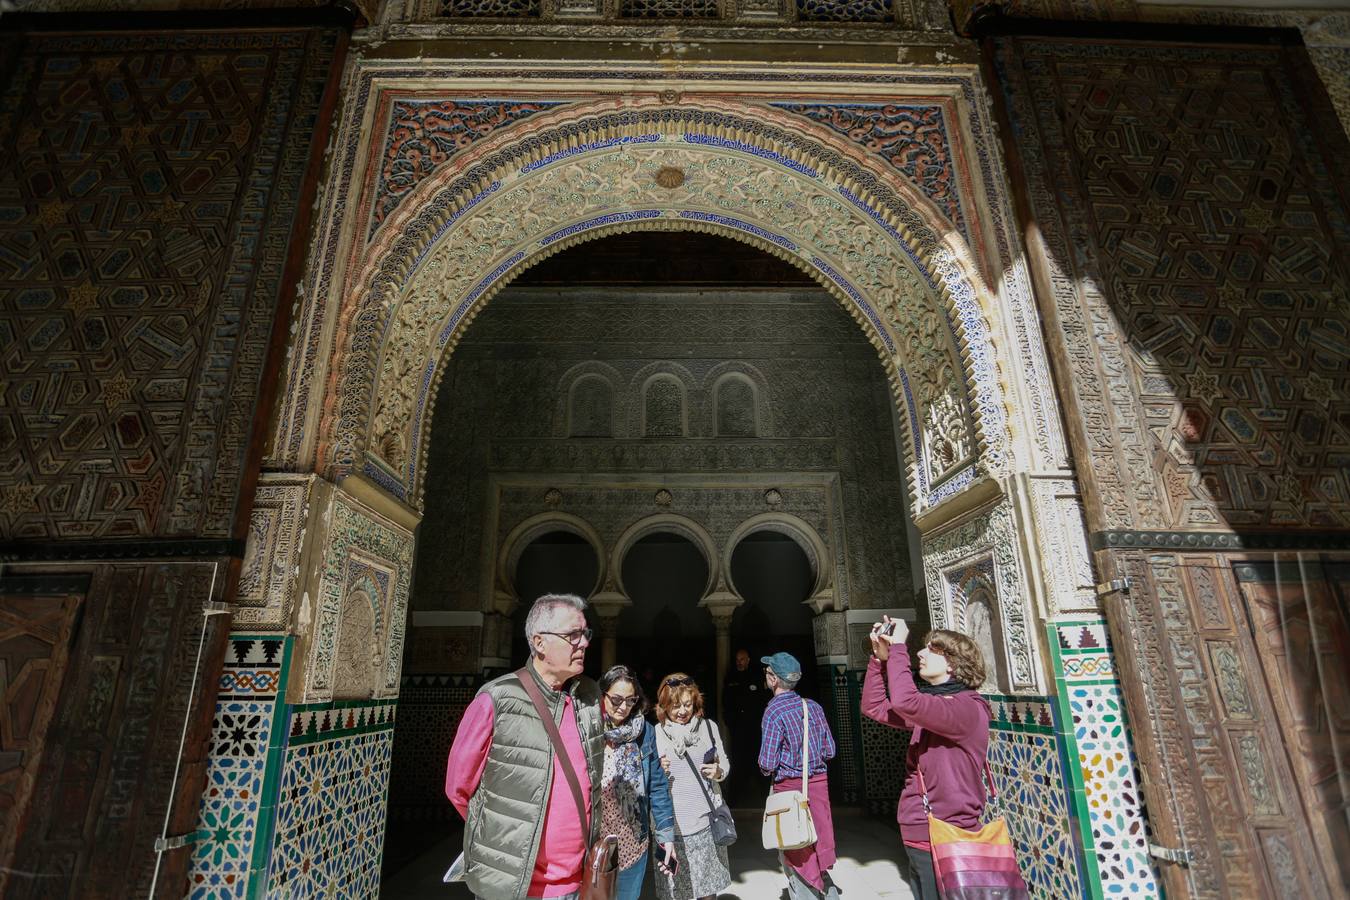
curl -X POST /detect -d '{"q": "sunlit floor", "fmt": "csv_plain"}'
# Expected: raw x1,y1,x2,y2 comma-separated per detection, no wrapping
381,809,917,899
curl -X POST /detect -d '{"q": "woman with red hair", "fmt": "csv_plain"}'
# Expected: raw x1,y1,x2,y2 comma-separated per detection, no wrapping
652,672,732,900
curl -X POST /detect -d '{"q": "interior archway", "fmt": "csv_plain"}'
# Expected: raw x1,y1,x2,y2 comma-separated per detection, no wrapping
618,532,715,699
307,97,1014,516
728,531,817,695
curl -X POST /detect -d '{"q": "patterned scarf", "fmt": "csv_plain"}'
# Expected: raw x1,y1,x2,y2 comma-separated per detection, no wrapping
604,715,646,823
660,716,705,759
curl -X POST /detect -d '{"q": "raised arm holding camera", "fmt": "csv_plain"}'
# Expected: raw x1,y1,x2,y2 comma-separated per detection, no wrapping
861,616,994,900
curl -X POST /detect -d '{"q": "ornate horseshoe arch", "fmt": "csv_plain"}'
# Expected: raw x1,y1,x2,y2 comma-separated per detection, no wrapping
315,96,1013,517
722,512,833,603
497,511,608,601
610,514,721,601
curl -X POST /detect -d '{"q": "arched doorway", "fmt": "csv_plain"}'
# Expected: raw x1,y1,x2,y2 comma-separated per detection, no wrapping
728,531,817,698
618,532,713,701
213,90,1134,898
509,530,602,673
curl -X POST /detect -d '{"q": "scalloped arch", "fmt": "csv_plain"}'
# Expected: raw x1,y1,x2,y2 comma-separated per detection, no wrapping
318,96,1009,513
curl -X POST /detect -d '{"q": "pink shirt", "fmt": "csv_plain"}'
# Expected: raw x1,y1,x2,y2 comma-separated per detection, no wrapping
446,690,591,898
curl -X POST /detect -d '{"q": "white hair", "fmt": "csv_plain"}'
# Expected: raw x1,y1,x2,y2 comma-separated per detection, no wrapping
524,593,588,642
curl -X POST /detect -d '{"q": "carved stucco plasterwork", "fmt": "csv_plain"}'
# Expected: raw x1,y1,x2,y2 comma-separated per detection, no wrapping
487,474,855,609
1025,475,1097,615
356,128,994,515
921,498,1039,691
300,94,1019,514
236,474,314,629
296,482,416,702
271,64,1064,495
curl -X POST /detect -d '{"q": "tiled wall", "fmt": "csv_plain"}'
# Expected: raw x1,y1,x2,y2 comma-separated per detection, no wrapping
843,633,1158,900
1048,620,1160,898
986,694,1086,899
386,674,480,824
188,637,396,899
265,700,396,896
192,628,1156,898
188,637,291,899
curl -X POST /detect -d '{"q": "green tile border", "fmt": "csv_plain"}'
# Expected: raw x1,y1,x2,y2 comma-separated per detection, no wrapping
244,635,292,900
286,697,399,746
1047,622,1106,900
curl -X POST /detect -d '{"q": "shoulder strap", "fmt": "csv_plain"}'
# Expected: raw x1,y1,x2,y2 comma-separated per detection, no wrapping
516,668,589,838
681,749,721,814
800,699,810,800
915,756,995,818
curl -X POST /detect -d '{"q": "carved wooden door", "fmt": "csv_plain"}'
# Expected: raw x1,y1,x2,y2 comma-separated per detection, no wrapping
0,583,83,892
1235,557,1350,898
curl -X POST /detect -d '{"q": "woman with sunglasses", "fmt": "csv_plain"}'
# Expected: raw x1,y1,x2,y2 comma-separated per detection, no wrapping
599,665,677,900
653,672,732,900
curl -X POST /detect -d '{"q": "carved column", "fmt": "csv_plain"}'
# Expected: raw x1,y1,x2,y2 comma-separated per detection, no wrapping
590,590,631,672
699,589,743,729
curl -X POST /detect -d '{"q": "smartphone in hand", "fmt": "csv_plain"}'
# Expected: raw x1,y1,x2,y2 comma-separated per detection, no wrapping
663,847,680,877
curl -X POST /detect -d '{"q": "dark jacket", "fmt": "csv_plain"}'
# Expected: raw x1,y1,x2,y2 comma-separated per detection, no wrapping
860,650,990,844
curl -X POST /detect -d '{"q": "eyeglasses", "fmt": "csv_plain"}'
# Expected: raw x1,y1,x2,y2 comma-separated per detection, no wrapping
604,693,639,709
663,676,694,687
539,628,593,647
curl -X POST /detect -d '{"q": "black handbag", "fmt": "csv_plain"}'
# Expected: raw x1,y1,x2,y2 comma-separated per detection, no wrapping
683,719,738,847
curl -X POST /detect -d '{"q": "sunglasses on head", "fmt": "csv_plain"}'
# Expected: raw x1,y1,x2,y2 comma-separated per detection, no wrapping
663,676,694,687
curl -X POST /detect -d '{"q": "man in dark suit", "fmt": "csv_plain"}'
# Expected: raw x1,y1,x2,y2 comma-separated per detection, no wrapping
723,647,770,805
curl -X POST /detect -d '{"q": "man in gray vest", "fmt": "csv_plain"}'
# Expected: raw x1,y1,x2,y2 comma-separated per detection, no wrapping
446,594,604,899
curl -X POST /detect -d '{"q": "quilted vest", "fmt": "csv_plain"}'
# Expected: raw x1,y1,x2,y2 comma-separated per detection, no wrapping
462,663,603,900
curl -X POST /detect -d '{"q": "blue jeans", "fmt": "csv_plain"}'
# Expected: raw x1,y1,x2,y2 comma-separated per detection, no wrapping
616,851,649,900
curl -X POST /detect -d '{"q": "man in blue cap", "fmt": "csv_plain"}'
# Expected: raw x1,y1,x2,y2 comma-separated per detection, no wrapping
758,652,840,900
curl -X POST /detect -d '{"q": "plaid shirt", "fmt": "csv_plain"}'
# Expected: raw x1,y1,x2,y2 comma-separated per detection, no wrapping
758,691,836,781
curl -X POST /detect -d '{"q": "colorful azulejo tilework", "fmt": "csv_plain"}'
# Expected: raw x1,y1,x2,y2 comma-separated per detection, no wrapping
986,694,1087,900
265,700,397,897
188,637,292,900
1049,620,1161,898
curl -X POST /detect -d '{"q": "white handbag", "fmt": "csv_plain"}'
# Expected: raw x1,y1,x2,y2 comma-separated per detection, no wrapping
761,699,818,851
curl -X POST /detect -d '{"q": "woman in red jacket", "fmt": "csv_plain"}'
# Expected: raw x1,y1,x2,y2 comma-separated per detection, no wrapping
861,616,990,900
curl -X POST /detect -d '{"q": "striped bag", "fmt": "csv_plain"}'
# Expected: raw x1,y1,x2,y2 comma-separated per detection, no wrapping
917,762,1029,899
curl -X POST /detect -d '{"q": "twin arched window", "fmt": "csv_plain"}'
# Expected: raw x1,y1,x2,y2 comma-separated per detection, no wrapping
566,369,761,438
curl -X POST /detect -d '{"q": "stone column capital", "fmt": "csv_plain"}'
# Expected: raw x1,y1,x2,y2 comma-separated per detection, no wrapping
699,590,743,627
590,590,632,620
492,590,519,618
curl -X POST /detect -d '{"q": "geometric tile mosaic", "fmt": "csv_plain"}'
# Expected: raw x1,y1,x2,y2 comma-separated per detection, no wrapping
189,642,399,899
1049,620,1160,899
188,636,292,900
986,694,1087,900
265,700,396,898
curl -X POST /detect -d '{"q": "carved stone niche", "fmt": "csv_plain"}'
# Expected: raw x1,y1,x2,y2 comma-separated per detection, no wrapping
334,588,379,698
257,473,419,704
